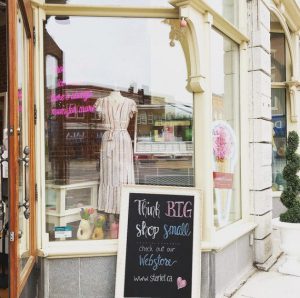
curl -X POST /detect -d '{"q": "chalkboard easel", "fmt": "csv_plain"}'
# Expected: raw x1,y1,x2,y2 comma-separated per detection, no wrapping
115,185,201,298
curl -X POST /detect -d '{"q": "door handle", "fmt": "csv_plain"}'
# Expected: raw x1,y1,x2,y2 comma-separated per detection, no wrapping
19,145,30,167
19,146,30,220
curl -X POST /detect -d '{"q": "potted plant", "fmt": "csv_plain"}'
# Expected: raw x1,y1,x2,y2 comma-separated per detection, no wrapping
274,131,300,276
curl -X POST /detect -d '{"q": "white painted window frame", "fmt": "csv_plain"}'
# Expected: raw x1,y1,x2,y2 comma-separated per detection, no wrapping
32,0,254,257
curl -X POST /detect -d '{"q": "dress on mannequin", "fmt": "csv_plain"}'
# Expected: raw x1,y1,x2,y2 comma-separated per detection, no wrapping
95,91,137,214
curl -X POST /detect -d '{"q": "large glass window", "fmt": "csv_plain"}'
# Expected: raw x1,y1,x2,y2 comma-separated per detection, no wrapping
271,88,286,191
211,29,241,229
271,33,287,191
271,33,286,82
44,17,193,241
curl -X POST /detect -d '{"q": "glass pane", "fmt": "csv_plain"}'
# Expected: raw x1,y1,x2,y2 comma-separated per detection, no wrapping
66,188,92,210
271,33,286,82
272,88,286,191
44,16,193,241
17,13,30,271
45,0,173,7
206,0,239,27
211,29,241,229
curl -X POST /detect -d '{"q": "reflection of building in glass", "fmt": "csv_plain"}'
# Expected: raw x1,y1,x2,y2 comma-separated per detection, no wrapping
212,94,224,121
43,15,194,246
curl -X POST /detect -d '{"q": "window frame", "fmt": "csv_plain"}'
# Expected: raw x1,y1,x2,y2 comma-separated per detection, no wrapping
33,0,252,257
211,27,242,230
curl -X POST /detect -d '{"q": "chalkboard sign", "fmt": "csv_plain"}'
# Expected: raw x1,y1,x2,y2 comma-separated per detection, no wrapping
115,185,201,298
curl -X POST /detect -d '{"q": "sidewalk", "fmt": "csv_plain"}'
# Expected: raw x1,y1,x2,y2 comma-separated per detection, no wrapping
232,230,300,298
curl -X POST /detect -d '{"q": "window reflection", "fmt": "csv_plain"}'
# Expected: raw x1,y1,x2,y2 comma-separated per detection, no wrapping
271,33,286,82
271,33,287,191
211,29,241,229
44,16,193,241
271,89,286,191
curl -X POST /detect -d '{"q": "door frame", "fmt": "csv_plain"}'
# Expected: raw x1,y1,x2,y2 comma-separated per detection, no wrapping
7,0,36,297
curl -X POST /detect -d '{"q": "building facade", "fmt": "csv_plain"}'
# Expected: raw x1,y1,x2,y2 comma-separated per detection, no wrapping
1,0,300,297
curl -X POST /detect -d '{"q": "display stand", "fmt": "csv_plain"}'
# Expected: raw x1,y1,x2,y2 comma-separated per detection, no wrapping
46,181,98,226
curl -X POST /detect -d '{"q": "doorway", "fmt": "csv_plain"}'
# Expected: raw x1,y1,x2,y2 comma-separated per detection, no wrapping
0,0,38,297
0,0,8,297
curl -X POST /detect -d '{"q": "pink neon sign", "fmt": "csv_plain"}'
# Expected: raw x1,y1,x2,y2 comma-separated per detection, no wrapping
50,65,94,116
51,105,96,117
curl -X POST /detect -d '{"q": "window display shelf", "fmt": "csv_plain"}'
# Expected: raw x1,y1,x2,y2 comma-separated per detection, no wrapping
46,181,98,226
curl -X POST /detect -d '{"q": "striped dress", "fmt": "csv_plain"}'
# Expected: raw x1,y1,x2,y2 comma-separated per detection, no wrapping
95,94,137,214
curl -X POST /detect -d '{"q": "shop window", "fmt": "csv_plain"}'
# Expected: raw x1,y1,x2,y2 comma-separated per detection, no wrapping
271,89,286,191
211,29,241,229
44,17,193,241
271,33,286,82
45,0,172,7
206,0,239,27
271,33,287,191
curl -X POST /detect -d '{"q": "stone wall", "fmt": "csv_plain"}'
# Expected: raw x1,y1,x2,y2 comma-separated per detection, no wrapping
247,0,273,264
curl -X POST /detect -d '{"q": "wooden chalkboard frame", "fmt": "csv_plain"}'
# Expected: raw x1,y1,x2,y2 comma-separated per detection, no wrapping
115,185,202,298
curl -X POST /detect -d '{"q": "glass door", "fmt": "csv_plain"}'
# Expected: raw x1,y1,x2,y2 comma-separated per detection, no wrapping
7,1,36,297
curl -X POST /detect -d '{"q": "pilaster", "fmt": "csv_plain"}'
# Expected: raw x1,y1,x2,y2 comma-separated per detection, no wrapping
248,0,273,264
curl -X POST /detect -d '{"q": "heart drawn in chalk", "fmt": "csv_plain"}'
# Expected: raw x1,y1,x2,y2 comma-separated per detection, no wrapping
177,277,187,289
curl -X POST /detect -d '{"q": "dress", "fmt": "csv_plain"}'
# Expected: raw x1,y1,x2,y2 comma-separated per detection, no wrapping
95,93,137,214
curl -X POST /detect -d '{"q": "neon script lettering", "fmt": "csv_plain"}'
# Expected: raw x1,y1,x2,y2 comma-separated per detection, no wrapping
51,105,96,116
50,91,93,103
56,66,64,74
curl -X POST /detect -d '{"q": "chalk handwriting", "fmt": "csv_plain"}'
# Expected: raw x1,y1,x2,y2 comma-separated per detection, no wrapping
136,221,159,239
134,199,160,219
139,254,177,271
165,201,192,218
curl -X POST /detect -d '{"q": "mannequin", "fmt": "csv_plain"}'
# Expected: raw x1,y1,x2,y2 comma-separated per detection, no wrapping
95,90,137,215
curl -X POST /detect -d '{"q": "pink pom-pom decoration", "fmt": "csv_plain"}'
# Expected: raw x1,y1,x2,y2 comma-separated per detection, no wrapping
180,18,187,28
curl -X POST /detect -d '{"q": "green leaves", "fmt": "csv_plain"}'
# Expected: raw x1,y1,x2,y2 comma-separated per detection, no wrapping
280,202,300,223
280,131,300,223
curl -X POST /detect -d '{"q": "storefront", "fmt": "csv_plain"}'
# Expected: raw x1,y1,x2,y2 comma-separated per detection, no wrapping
1,0,300,297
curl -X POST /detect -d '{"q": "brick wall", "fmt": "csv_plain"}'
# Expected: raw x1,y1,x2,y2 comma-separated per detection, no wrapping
0,25,7,93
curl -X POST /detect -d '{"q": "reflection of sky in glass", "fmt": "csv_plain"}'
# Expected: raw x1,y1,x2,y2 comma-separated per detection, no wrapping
48,0,172,7
211,30,224,96
46,17,191,104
